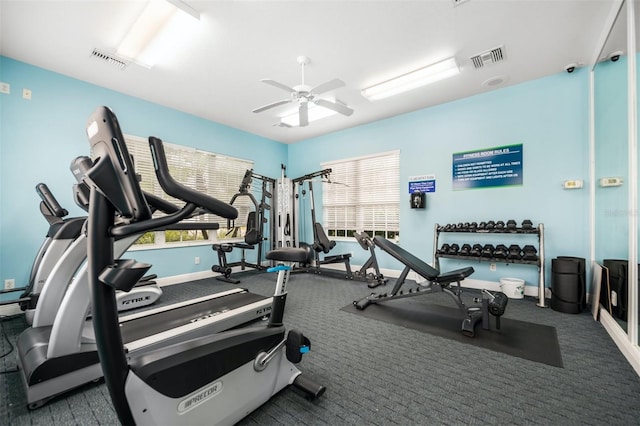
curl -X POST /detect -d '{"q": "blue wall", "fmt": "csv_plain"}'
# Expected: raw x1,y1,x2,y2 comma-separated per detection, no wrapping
0,57,286,287
1,56,591,292
289,69,590,288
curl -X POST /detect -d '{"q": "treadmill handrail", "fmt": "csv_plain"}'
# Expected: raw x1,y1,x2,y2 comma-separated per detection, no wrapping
148,136,238,221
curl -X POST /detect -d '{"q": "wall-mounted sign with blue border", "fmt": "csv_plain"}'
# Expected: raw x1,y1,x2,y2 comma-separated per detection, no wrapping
452,144,523,190
408,174,436,193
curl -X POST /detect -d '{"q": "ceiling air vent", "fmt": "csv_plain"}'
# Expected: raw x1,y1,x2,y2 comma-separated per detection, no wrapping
470,46,505,69
90,49,128,70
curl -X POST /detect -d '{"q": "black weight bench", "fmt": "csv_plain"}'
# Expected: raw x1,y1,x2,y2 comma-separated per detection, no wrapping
353,236,507,337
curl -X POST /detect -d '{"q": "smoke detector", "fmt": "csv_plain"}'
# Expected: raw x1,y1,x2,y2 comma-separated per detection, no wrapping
470,46,505,69
482,76,507,87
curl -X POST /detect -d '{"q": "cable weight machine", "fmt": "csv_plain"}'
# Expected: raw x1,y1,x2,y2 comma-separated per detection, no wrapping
288,169,385,287
211,169,277,283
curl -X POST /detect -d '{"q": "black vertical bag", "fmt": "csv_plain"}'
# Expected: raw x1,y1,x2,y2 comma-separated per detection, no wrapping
602,259,629,321
551,256,586,314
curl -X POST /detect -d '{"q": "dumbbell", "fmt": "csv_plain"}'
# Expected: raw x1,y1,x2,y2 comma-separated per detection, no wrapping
485,220,495,230
470,244,483,257
438,243,450,255
507,244,522,260
521,219,534,231
506,219,517,231
495,220,505,230
521,245,538,261
459,243,472,256
468,222,478,231
481,244,495,258
448,243,460,255
493,244,508,259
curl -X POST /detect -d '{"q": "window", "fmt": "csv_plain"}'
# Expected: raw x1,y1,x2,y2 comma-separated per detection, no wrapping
322,150,400,240
124,135,254,247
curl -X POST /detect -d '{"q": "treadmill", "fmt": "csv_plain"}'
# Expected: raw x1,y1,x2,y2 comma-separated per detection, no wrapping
17,161,273,410
19,183,85,325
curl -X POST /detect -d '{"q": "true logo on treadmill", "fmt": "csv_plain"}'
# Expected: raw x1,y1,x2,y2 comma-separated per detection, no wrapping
121,296,151,305
177,381,223,413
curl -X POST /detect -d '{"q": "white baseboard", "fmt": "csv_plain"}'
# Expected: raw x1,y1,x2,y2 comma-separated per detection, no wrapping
322,262,545,295
0,303,23,318
599,310,640,377
156,270,216,287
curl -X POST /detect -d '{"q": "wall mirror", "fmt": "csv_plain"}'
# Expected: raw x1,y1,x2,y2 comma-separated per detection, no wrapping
593,0,628,333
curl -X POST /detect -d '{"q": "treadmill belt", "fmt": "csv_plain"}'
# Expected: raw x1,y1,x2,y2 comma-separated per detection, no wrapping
120,291,268,344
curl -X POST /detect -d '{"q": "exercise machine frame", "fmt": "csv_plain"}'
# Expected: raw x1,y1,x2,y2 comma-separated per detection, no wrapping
290,169,384,287
82,106,323,424
354,236,507,337
211,169,276,283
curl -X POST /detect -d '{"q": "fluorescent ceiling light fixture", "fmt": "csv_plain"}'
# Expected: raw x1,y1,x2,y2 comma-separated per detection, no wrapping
117,0,200,68
361,57,460,101
280,102,339,127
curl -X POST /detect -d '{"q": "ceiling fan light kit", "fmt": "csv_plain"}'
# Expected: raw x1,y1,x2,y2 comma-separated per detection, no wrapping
280,99,346,127
253,56,354,128
361,57,460,101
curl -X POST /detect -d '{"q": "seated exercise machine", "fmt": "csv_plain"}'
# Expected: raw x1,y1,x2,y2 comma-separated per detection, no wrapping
291,170,383,287
211,169,276,283
17,135,273,411
354,236,508,337
81,106,323,424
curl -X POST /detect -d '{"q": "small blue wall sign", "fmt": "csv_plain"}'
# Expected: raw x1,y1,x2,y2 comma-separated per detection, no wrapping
408,174,436,193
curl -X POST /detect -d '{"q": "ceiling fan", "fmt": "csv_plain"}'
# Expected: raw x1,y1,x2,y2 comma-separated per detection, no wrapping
253,56,354,127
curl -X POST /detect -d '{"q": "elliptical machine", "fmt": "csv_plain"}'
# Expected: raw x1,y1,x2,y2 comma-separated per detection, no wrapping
83,106,324,425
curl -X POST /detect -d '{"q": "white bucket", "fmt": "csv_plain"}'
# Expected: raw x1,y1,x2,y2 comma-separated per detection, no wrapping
500,277,525,299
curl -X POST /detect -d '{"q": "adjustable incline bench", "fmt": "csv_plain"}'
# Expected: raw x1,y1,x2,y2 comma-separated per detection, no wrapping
353,236,508,337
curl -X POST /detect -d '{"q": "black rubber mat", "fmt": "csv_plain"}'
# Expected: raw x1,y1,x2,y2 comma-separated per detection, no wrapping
342,298,563,368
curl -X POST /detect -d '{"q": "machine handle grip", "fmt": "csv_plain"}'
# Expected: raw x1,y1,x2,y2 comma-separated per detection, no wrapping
148,136,238,220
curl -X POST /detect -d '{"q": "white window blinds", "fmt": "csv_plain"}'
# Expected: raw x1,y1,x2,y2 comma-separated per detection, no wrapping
322,150,400,238
124,135,254,228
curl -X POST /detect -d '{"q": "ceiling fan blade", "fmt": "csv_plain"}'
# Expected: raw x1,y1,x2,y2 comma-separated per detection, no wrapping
261,79,296,93
299,102,309,127
311,78,345,95
252,99,292,113
315,99,354,116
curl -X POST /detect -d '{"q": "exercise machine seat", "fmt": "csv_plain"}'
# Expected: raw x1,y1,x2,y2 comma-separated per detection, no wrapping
266,247,313,264
313,223,336,253
373,236,473,285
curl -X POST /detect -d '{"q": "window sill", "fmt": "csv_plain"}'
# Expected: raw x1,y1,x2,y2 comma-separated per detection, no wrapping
129,240,219,251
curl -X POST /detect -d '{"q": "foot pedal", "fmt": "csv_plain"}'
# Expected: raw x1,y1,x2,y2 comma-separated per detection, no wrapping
286,329,311,364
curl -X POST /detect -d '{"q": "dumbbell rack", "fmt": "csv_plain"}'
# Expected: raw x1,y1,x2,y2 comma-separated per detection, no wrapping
432,222,546,308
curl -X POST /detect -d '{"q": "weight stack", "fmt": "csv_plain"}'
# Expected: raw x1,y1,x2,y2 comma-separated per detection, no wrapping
550,257,585,314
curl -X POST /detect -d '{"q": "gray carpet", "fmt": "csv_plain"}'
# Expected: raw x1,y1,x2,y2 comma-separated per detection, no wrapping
2,271,640,425
341,298,563,367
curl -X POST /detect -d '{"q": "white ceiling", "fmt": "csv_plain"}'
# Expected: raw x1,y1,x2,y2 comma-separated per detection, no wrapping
0,0,622,144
